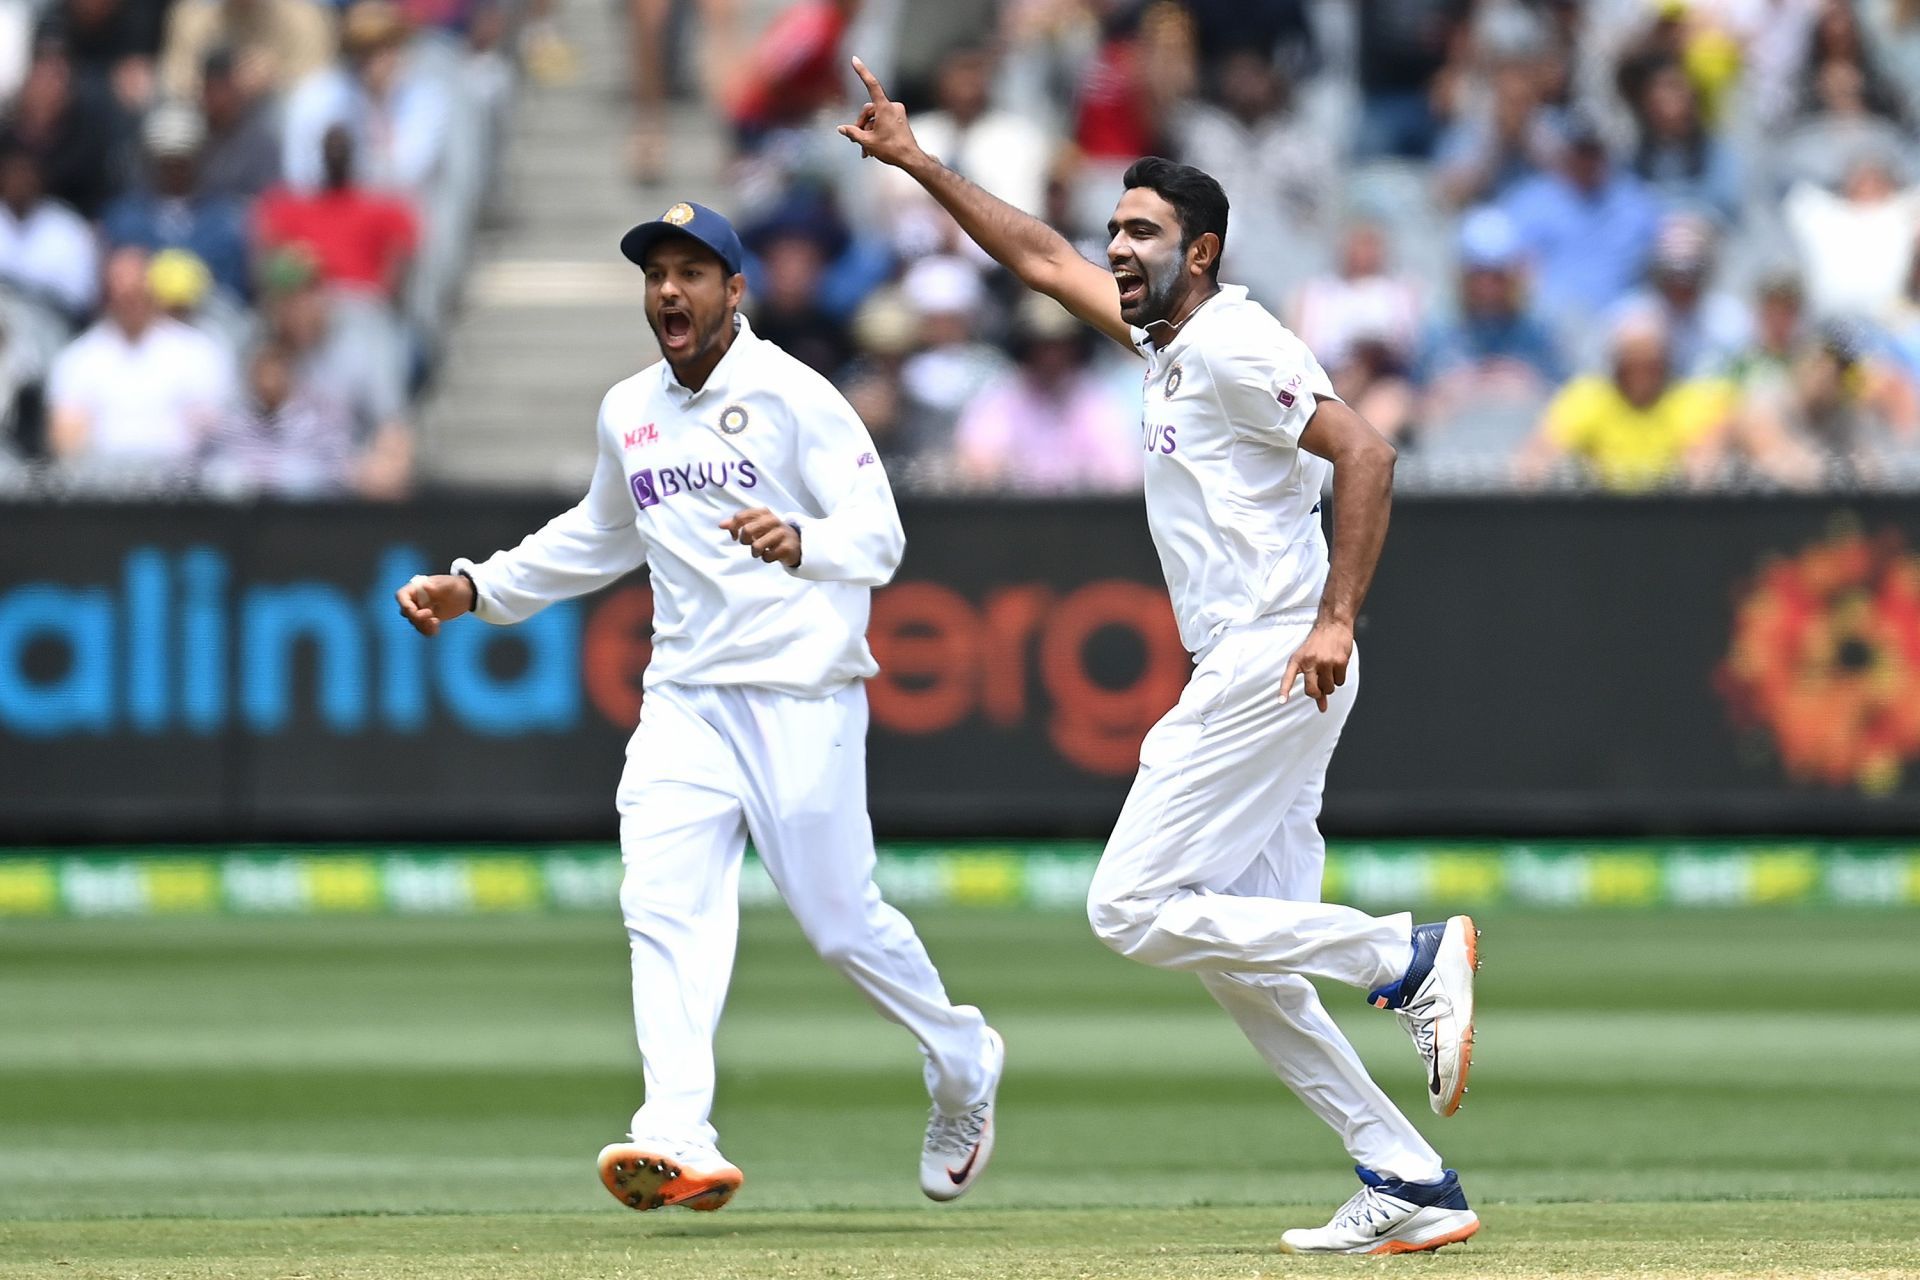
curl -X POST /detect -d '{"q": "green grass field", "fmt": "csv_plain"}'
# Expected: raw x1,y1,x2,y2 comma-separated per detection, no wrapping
3,901,1918,1278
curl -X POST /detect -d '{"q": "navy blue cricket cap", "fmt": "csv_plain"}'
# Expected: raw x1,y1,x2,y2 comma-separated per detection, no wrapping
620,201,746,276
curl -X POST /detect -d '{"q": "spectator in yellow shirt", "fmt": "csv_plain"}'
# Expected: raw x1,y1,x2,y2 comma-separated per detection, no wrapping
1519,308,1734,490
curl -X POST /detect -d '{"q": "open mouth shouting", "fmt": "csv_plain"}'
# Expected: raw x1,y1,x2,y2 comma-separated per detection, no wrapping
658,307,695,354
1112,264,1147,312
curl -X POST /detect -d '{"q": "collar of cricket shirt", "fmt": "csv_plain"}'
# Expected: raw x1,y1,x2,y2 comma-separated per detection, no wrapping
663,312,758,408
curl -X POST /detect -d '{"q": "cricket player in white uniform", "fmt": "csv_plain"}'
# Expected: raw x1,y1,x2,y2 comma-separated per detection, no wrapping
841,60,1481,1255
395,201,1004,1213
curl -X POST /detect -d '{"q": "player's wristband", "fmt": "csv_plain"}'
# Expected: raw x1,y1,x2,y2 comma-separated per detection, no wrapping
456,569,479,613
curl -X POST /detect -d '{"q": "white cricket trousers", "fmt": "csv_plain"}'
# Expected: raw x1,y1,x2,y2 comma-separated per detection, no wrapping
615,678,993,1150
1086,610,1445,1184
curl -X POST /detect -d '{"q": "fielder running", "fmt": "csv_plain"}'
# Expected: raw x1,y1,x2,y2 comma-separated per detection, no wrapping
841,60,1481,1255
395,202,1004,1212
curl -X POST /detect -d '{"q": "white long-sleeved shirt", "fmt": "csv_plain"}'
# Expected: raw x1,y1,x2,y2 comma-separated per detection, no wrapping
454,316,904,697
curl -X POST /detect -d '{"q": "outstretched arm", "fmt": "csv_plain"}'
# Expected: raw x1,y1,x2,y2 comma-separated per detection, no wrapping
839,56,1133,349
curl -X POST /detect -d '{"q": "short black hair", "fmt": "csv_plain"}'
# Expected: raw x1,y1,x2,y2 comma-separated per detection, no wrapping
1121,156,1229,279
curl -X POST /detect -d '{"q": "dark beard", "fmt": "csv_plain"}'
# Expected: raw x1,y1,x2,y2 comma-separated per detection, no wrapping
1134,258,1185,329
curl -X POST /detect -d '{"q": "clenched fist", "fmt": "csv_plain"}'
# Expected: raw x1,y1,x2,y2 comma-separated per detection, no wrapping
394,573,476,637
721,507,802,569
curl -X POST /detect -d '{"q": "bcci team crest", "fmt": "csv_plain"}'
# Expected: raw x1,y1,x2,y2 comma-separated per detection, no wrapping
719,404,750,435
1164,362,1183,397
663,202,695,226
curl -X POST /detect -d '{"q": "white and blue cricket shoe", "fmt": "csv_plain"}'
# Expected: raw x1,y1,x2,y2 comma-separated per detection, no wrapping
1279,1166,1481,1255
920,1026,1004,1201
1367,914,1480,1116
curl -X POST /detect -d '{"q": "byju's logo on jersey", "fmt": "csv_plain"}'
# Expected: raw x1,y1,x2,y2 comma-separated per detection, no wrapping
1164,362,1183,397
629,460,759,511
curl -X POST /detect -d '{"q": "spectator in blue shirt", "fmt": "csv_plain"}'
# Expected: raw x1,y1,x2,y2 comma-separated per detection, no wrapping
100,101,251,301
1419,206,1565,436
1499,113,1663,326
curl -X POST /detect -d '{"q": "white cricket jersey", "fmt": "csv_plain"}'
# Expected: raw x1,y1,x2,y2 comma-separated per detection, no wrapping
453,316,904,697
1131,285,1338,654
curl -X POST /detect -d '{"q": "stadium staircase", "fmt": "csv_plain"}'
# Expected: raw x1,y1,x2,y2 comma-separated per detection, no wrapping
419,0,778,491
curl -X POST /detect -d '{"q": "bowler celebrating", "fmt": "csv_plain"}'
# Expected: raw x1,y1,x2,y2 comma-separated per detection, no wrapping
395,202,1004,1213
841,60,1480,1255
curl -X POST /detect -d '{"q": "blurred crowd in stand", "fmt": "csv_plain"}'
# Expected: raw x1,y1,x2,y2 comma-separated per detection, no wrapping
0,0,518,496
665,0,1920,494
14,0,1920,498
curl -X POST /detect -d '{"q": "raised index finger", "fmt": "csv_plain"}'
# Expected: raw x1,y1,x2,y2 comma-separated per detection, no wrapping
850,56,889,103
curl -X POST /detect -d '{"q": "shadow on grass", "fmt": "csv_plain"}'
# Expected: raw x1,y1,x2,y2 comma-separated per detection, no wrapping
642,1220,1000,1239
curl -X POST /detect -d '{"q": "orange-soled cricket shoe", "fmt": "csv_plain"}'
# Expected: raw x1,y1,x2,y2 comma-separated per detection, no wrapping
597,1141,742,1212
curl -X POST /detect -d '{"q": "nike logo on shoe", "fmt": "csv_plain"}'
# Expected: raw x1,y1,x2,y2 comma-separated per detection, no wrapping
947,1139,984,1184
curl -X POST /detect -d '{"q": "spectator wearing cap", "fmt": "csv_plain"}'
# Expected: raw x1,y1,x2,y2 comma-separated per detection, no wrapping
1604,213,1751,378
199,339,362,496
898,254,1010,446
160,0,335,101
253,247,412,496
101,101,253,300
281,0,447,195
1520,305,1735,491
1174,48,1333,308
1499,113,1662,326
873,46,1054,260
195,48,283,201
256,124,418,301
1784,154,1920,319
1418,206,1565,434
741,189,889,326
147,244,212,321
0,139,98,320
1626,55,1741,223
48,246,238,473
7,36,134,218
742,204,855,377
953,294,1139,495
